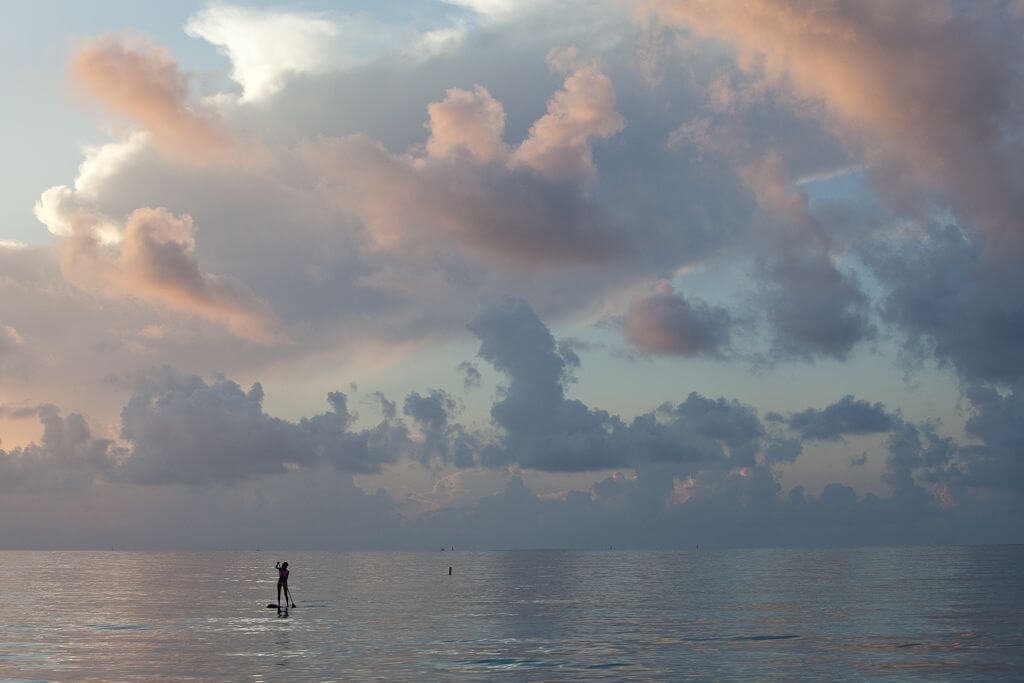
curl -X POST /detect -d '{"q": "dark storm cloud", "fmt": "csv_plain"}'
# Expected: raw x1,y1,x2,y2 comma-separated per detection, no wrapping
789,395,898,441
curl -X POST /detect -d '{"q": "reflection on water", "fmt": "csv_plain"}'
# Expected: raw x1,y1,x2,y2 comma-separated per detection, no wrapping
0,546,1022,680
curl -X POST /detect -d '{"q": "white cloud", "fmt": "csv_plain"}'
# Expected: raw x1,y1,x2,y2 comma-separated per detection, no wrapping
75,133,149,198
185,5,406,102
441,0,545,22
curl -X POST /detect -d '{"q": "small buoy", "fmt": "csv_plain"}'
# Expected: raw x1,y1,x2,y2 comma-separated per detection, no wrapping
448,566,452,575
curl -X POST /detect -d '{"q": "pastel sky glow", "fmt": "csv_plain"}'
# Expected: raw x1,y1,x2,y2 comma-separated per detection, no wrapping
2,0,1023,549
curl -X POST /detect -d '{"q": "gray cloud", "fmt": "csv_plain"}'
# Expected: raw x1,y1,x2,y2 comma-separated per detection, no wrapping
0,367,411,490
0,404,119,494
623,282,733,356
959,382,1024,493
789,395,898,441
469,298,627,471
120,368,407,485
865,223,1024,384
4,2,1024,549
468,298,766,473
456,361,481,390
403,389,478,469
758,245,875,361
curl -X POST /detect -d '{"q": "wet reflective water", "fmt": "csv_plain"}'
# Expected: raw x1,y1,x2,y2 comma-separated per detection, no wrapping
1,546,1021,680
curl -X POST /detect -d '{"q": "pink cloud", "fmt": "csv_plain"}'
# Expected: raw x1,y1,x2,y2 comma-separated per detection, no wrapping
512,49,626,182
71,36,236,164
59,207,278,343
648,0,1024,253
425,85,508,163
308,53,627,265
623,282,732,356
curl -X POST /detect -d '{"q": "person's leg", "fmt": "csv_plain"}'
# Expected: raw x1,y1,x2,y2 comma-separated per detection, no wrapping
277,580,283,605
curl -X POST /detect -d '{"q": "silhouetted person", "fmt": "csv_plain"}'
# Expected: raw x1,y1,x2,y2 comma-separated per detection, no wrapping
276,561,295,608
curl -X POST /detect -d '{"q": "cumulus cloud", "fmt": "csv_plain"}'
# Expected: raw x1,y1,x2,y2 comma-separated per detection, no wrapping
308,53,627,265
403,390,478,468
623,281,732,356
0,405,119,493
57,206,278,342
648,0,1024,255
425,85,508,162
789,395,897,441
124,369,411,484
184,3,484,103
0,368,410,489
71,36,235,164
185,4,346,102
864,223,1024,384
7,2,1024,549
674,123,875,360
468,298,767,473
511,48,626,182
468,298,623,471
959,383,1024,492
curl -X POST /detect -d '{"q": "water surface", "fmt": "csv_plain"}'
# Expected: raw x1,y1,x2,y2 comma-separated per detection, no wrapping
1,546,1021,680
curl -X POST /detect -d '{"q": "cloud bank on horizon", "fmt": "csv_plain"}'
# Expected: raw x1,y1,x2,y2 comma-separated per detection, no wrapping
1,0,1023,548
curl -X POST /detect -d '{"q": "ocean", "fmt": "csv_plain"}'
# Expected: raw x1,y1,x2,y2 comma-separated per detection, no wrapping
1,546,1021,681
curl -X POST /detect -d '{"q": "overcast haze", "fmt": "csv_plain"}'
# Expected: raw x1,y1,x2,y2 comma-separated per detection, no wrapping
2,0,1023,549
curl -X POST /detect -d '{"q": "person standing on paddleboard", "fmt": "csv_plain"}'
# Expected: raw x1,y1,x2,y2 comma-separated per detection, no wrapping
276,561,295,608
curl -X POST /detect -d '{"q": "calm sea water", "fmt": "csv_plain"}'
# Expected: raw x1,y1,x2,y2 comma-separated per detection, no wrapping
0,546,1021,681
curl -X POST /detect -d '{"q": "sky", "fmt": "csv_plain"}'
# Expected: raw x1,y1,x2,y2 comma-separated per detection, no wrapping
1,0,1023,550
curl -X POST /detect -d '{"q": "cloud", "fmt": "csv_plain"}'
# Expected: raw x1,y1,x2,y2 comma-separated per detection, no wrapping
647,0,1024,255
305,62,622,266
864,223,1024,384
623,281,732,356
675,123,875,360
57,206,279,343
0,367,411,490
456,361,482,389
441,0,544,22
185,5,346,102
425,85,508,162
71,36,235,164
468,298,623,471
308,54,627,266
0,404,119,493
0,325,24,358
184,3,485,103
959,382,1024,492
511,48,626,182
403,390,478,468
789,395,898,441
468,298,766,473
